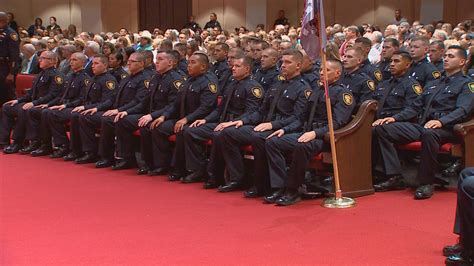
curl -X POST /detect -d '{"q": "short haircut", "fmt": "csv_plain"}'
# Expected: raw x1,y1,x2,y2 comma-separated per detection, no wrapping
41,50,58,62
192,52,210,68
423,24,435,35
391,51,413,62
263,48,279,58
384,37,400,48
229,48,245,58
411,36,430,46
110,52,124,65
430,40,445,50
94,54,109,65
157,50,179,62
173,42,187,54
236,56,254,72
72,52,87,63
327,58,343,72
86,41,100,53
344,46,364,58
447,45,467,59
354,37,372,49
131,52,146,62
215,42,230,52
141,50,154,62
160,39,173,50
169,50,182,62
281,49,303,63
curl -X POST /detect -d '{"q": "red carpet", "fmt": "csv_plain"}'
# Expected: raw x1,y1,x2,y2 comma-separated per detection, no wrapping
0,153,457,265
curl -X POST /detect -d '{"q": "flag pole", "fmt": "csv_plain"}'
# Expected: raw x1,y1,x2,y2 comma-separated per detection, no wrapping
314,3,355,209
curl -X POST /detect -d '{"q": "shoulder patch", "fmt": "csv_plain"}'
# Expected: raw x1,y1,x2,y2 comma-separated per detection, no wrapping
432,71,441,79
278,75,285,81
304,89,312,99
469,82,474,93
84,79,91,86
144,80,150,89
10,32,18,42
173,80,182,90
251,87,263,99
342,93,353,106
374,70,382,81
367,80,376,91
121,73,128,79
412,84,423,95
54,76,63,85
317,80,324,87
106,81,115,90
208,83,218,94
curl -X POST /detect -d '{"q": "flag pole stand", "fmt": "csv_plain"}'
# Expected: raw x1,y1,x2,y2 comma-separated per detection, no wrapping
318,51,355,209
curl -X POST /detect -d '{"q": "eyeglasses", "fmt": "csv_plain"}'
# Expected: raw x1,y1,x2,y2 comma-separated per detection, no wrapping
39,57,53,60
128,60,142,63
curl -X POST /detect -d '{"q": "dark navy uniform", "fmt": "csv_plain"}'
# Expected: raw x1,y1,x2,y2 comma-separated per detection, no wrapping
0,26,20,104
184,75,263,182
266,82,354,192
109,67,129,84
143,65,156,78
375,71,474,185
409,57,442,86
468,68,474,80
219,75,309,193
210,59,231,95
1,67,63,145
252,60,262,75
178,59,188,75
50,72,116,155
115,69,184,166
27,70,90,150
432,60,444,73
360,59,383,84
252,65,279,92
48,70,91,150
376,59,392,81
79,70,148,160
301,69,319,91
152,72,218,173
339,68,375,106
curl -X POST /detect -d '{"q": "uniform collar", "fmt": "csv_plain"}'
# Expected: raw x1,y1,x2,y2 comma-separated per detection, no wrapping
443,71,463,83
284,74,301,83
414,57,428,65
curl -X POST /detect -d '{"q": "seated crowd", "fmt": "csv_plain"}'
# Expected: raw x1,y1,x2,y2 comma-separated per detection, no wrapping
1,12,474,204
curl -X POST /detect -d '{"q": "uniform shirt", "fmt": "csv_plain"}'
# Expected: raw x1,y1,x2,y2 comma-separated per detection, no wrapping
252,65,280,92
301,69,320,91
359,59,383,84
178,59,188,75
339,68,376,105
372,72,422,120
252,60,262,75
126,69,184,119
163,72,219,122
0,26,20,75
143,65,156,77
401,71,474,128
432,60,444,73
468,68,474,80
205,75,263,123
409,57,442,87
241,75,308,129
17,67,64,105
109,67,129,84
48,70,91,107
210,59,232,94
376,59,392,81
113,70,151,112
282,82,354,136
82,72,117,111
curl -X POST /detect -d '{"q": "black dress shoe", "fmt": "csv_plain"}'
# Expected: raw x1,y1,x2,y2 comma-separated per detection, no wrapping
50,146,69,158
148,167,169,176
136,166,150,175
218,181,241,192
112,159,136,170
243,186,261,198
444,243,463,257
19,140,40,154
414,184,434,200
3,143,22,154
75,152,98,164
442,159,462,177
373,175,406,192
445,251,473,266
96,158,114,168
263,188,285,204
203,178,219,189
168,171,187,181
31,145,52,157
181,171,204,183
64,152,80,161
276,190,301,206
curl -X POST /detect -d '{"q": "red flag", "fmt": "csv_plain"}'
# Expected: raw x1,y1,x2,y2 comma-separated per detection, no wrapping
300,0,327,61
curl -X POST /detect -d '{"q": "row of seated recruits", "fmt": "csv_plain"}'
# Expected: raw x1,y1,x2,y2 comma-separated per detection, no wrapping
1,43,472,206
